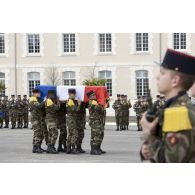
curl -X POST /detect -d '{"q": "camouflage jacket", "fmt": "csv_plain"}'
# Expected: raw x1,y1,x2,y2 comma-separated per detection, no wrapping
57,102,66,119
44,98,60,120
133,101,145,116
142,92,195,163
66,98,80,117
2,100,9,112
29,97,44,121
88,100,104,123
112,100,122,116
9,100,17,113
16,100,25,115
22,99,29,114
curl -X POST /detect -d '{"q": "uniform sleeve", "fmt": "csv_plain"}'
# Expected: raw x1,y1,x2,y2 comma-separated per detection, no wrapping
145,130,192,163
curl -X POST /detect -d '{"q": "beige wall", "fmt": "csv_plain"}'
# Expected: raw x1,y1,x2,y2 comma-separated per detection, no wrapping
0,33,194,115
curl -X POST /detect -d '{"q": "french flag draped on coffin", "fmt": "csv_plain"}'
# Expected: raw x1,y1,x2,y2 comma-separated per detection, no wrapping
36,85,109,106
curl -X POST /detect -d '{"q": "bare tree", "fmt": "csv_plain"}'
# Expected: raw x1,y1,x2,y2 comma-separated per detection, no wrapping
45,65,61,86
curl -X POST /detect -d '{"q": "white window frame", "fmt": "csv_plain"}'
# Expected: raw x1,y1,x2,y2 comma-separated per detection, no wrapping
58,34,79,56
136,70,149,97
0,33,8,57
98,70,112,96
62,71,76,86
167,33,191,53
130,33,153,55
27,72,40,96
0,72,5,96
23,33,44,57
94,33,116,56
173,33,186,51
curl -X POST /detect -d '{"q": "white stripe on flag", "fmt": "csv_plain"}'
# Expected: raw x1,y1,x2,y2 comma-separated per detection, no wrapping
57,85,85,101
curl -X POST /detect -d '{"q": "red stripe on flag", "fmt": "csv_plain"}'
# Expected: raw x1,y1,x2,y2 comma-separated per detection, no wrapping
84,86,109,106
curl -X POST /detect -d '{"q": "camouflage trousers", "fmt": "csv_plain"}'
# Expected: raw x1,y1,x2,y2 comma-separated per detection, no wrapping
23,113,29,127
45,118,58,146
4,112,9,127
17,114,23,128
77,115,85,146
32,119,44,146
115,114,120,126
10,111,16,128
66,115,78,147
89,119,104,147
136,115,142,130
0,117,3,127
41,118,48,145
57,118,67,146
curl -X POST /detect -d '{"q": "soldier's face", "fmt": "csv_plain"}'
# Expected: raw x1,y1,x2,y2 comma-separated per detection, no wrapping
190,82,195,97
34,92,40,98
156,67,175,95
69,93,76,99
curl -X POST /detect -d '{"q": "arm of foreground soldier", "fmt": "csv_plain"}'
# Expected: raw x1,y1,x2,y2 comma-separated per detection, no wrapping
140,112,194,163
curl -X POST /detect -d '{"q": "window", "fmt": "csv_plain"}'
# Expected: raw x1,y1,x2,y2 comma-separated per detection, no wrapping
173,33,186,50
27,34,40,54
0,34,5,54
136,33,149,52
99,33,112,53
28,72,40,96
63,34,76,53
98,70,112,96
136,70,149,96
63,71,76,86
0,72,5,96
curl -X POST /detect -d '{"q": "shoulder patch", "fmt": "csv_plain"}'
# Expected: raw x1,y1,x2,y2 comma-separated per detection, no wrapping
67,99,75,106
46,98,54,107
92,100,98,106
29,96,37,103
163,106,192,133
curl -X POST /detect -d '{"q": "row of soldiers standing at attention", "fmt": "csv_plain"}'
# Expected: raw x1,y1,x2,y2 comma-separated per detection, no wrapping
0,95,29,129
29,88,108,155
112,94,166,131
112,94,132,131
133,95,166,131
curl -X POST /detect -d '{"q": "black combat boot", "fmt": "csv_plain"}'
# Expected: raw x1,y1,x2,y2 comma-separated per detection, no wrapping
66,145,71,154
116,125,119,131
57,142,64,152
63,144,67,152
98,146,106,154
77,144,86,153
50,144,58,154
71,145,79,154
39,146,46,152
90,145,101,155
32,146,43,153
46,145,51,153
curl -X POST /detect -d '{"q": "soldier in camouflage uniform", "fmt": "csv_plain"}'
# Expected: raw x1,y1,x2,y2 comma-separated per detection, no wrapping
0,97,4,128
123,95,132,130
2,96,9,128
76,101,86,153
112,94,122,131
87,90,106,155
57,101,67,152
29,89,45,153
66,89,80,154
9,95,17,129
16,95,24,128
133,96,145,131
140,49,195,163
118,95,125,130
44,90,60,154
22,95,29,128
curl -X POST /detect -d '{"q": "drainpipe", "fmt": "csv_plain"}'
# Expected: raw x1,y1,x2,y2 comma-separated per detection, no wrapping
14,33,17,95
159,33,162,64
